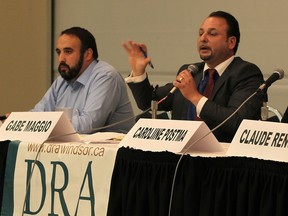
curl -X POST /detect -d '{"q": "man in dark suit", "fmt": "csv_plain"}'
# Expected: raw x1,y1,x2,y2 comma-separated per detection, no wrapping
123,11,266,142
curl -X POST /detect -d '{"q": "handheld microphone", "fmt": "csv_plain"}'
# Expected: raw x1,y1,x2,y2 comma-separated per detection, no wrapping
169,64,199,94
258,69,284,91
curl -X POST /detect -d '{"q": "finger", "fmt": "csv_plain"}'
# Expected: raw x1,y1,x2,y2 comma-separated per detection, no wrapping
182,70,194,78
173,80,180,87
176,76,183,83
122,41,142,58
178,71,187,78
122,42,132,53
129,41,141,51
138,43,148,52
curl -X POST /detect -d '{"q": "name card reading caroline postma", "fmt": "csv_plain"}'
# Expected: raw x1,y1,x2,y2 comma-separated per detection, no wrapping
0,112,80,143
119,118,223,153
227,120,288,162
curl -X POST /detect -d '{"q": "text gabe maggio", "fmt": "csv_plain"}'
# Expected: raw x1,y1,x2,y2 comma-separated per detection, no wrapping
5,120,52,132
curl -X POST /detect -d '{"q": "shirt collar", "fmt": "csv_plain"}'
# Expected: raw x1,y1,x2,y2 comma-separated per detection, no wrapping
70,60,98,87
203,56,234,77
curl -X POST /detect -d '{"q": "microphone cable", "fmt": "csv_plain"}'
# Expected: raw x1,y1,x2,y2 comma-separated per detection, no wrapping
167,90,259,216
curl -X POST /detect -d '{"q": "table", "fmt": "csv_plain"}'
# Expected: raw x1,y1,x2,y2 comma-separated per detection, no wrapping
2,141,288,216
107,147,288,216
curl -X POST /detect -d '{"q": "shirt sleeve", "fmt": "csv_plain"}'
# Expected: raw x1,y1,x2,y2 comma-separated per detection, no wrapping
124,71,147,83
196,96,208,117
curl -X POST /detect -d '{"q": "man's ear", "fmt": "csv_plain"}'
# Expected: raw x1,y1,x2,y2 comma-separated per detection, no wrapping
85,48,93,60
228,36,236,50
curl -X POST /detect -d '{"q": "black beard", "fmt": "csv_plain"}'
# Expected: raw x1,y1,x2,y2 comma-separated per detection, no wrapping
58,55,84,81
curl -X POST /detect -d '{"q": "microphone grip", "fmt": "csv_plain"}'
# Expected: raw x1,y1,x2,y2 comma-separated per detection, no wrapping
169,86,177,94
261,102,268,120
151,100,158,119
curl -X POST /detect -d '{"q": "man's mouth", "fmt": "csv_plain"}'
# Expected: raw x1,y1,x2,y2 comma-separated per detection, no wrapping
60,65,68,71
199,45,210,51
59,63,69,73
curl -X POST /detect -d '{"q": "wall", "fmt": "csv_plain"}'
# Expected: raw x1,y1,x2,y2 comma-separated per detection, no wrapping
2,1,287,118
53,0,288,117
0,0,51,115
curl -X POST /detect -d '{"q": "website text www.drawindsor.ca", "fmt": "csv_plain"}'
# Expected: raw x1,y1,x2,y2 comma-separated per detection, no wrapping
26,142,105,157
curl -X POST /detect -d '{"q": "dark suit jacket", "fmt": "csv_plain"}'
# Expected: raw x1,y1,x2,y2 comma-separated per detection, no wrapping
128,57,266,142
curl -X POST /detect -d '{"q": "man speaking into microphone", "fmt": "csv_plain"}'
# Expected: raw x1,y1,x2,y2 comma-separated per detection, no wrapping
123,11,266,142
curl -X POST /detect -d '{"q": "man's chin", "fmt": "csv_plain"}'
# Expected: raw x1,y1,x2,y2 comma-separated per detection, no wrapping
199,50,212,60
200,55,211,61
59,72,71,81
60,70,80,81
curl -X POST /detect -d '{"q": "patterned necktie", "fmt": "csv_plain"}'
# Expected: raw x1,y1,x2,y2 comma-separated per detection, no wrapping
202,69,218,98
187,69,218,120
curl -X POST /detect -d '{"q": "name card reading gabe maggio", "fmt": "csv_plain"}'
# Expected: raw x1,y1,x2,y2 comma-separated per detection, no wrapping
227,120,288,162
0,112,80,143
119,118,223,153
5,119,52,133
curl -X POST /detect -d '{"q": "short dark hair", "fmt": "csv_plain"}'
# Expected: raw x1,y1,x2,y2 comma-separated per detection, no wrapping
61,27,98,60
208,11,240,54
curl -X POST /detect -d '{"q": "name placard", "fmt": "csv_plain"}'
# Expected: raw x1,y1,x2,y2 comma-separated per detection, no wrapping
0,112,80,143
119,118,223,153
226,120,288,162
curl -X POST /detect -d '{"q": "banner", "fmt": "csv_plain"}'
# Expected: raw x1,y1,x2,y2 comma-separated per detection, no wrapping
1,141,118,215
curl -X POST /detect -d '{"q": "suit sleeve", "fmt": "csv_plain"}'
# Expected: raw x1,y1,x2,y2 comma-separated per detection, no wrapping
127,76,175,112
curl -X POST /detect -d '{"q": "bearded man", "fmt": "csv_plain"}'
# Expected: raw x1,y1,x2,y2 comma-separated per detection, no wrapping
32,27,134,133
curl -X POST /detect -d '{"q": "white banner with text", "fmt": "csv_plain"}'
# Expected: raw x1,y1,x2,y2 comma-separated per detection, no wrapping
1,141,118,216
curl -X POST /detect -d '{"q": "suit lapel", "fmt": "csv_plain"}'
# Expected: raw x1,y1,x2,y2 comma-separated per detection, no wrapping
210,58,237,99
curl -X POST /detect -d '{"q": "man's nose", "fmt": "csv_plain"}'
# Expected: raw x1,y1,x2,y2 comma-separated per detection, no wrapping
199,33,208,42
58,53,66,62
